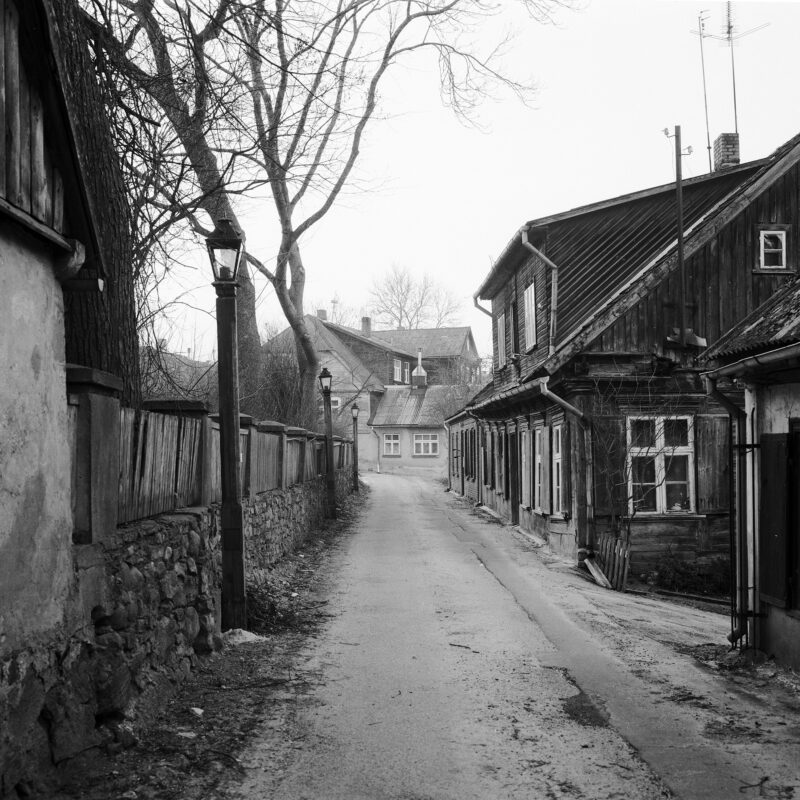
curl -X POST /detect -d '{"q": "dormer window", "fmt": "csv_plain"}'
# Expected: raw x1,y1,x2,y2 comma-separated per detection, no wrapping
756,225,791,272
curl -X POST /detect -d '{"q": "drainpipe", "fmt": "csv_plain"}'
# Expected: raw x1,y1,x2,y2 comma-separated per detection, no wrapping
705,376,748,647
467,410,484,505
372,428,381,474
520,228,560,357
444,420,452,491
473,291,493,318
538,377,585,426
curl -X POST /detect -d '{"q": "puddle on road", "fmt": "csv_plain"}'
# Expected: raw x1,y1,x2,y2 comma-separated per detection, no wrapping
562,690,610,727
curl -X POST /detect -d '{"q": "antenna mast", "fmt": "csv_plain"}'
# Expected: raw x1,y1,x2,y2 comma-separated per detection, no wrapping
696,11,712,172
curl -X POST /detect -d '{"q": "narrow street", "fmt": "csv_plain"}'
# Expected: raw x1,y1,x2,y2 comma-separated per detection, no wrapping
213,474,800,800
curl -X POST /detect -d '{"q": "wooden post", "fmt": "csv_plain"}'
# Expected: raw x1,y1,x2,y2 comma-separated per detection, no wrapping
215,281,246,631
352,416,360,493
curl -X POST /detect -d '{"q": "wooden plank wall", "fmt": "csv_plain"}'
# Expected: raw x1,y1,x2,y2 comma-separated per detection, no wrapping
1,0,65,231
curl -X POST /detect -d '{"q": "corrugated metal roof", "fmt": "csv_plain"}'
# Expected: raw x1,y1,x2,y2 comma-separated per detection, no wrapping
322,321,417,358
370,385,475,427
705,275,800,359
369,327,476,358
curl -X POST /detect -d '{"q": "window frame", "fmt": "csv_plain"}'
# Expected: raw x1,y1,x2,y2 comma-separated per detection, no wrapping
524,282,537,352
383,432,400,456
533,427,543,511
626,415,695,515
755,225,791,273
552,423,563,516
403,361,410,384
393,359,402,382
413,432,439,456
496,312,507,369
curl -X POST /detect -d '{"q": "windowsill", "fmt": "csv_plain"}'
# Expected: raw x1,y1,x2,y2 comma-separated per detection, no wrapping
752,268,795,275
383,454,401,458
629,512,703,519
412,454,439,458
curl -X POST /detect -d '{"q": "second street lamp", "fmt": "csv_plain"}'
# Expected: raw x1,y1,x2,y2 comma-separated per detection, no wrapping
351,402,360,493
207,218,247,631
319,367,337,519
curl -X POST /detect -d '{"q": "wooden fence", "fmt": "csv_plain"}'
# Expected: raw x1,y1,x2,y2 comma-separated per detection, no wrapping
116,408,352,525
594,531,631,591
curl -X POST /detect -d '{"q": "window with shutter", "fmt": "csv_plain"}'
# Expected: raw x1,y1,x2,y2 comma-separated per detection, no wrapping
524,283,537,351
496,313,506,368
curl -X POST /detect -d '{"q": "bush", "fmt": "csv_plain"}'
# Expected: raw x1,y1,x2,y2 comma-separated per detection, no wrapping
650,548,730,596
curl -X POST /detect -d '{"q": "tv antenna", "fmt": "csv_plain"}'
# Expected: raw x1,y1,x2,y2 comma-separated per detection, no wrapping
691,11,713,172
695,2,768,136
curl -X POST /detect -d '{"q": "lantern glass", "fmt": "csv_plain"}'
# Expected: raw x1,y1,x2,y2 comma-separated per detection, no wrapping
206,219,243,283
351,403,359,419
318,367,333,393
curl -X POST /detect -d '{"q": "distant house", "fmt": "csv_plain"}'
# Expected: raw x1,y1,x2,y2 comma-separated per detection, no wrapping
447,131,800,592
703,277,800,669
267,312,482,472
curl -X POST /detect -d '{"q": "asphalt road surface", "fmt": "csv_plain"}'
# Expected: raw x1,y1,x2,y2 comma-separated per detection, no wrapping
221,473,800,800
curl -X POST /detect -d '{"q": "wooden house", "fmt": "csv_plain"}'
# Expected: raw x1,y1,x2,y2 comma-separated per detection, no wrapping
267,312,482,472
448,131,800,585
703,277,800,668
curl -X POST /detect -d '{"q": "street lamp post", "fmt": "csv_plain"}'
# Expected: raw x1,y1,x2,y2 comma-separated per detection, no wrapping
318,367,337,519
351,403,360,493
206,219,247,631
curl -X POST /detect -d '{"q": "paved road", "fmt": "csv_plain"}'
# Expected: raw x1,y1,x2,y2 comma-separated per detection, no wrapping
223,474,800,800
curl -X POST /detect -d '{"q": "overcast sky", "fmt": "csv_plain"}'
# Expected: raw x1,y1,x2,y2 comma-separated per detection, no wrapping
164,0,800,361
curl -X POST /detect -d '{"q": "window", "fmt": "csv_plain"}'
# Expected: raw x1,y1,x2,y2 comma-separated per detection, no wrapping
497,432,505,495
403,361,410,384
318,397,341,412
534,427,543,510
496,313,506,368
524,282,537,351
552,425,563,514
759,229,787,270
627,416,694,514
393,359,402,381
521,429,531,508
383,433,400,456
414,433,439,456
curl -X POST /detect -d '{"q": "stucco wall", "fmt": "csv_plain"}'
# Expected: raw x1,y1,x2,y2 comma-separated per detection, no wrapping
0,229,73,651
374,427,446,475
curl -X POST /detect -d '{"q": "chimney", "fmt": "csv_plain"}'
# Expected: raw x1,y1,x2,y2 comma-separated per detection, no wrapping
316,309,328,321
411,348,427,389
361,316,371,337
713,133,740,171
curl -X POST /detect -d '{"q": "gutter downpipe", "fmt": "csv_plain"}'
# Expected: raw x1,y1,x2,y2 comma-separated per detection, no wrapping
704,375,748,647
473,291,493,318
538,377,594,551
467,409,484,505
520,227,560,357
372,427,381,474
443,419,452,492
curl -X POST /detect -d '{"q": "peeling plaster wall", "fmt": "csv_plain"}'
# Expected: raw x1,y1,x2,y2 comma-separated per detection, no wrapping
0,228,73,651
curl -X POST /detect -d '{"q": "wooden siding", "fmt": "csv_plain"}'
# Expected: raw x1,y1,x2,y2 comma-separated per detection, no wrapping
595,162,800,357
1,0,66,232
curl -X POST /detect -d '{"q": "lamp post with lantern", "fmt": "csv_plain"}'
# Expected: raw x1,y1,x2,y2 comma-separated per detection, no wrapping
206,219,247,630
318,367,337,519
351,403,359,493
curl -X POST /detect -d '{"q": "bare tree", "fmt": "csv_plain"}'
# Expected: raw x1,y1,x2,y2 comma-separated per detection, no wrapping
370,265,461,329
82,0,576,423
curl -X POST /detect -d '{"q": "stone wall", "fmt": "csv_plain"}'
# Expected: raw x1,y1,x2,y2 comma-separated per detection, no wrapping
0,470,353,797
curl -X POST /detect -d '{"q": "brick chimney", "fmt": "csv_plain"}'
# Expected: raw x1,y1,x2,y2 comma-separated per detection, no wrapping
316,309,327,321
411,348,427,389
713,133,740,171
361,316,371,337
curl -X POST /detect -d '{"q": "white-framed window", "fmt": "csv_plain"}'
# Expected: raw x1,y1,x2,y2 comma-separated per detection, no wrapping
393,359,402,381
759,229,787,270
552,424,563,514
414,433,439,456
524,282,537,351
403,361,410,383
318,397,341,412
627,416,694,514
496,312,506,368
520,429,531,508
383,433,400,455
534,427,543,510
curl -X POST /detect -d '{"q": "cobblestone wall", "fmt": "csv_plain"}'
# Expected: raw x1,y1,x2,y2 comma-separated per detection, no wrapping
0,470,353,797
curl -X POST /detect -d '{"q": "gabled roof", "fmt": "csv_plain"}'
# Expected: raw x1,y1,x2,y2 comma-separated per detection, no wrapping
321,321,417,358
704,275,800,361
370,385,475,427
370,327,477,359
477,130,800,377
267,315,383,391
